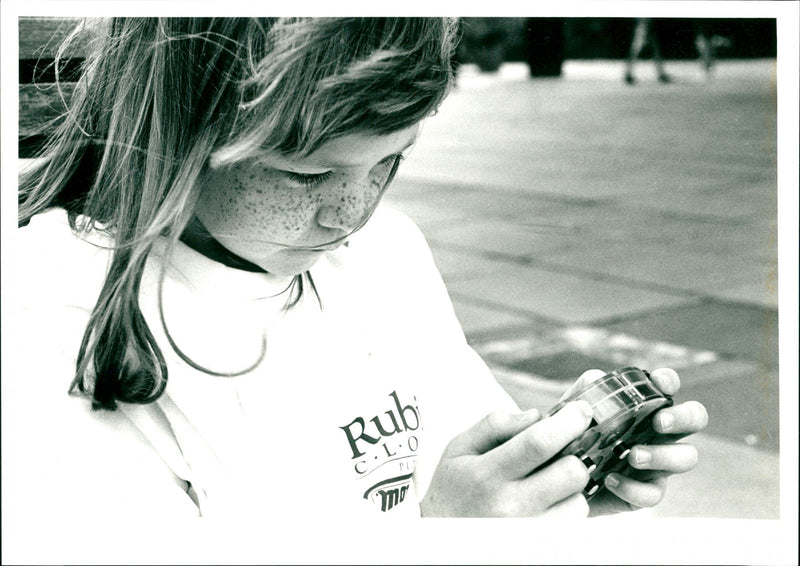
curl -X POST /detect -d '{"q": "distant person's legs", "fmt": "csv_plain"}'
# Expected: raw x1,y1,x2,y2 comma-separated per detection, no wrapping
649,24,670,83
625,18,670,85
624,18,650,84
695,32,714,73
694,21,732,77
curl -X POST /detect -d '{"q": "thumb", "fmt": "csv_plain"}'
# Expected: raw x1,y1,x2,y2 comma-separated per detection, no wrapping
446,409,542,456
559,368,607,402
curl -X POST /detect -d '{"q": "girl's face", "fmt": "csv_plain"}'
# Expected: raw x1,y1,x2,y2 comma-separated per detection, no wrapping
191,124,420,276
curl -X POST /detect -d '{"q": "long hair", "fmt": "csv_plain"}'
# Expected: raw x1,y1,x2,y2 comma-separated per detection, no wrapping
19,17,459,410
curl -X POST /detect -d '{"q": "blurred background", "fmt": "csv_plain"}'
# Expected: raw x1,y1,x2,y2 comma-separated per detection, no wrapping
386,17,780,519
453,17,776,75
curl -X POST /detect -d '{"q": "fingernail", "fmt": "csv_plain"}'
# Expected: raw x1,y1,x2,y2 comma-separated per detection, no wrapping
658,412,675,431
605,474,620,488
634,448,651,466
653,368,680,395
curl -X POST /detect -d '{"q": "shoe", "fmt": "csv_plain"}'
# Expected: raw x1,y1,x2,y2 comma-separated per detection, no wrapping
658,73,672,83
624,72,635,85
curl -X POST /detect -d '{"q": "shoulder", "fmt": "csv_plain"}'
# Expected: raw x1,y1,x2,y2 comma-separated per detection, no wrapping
13,208,110,312
16,207,109,257
354,205,429,249
367,204,424,233
9,209,110,367
7,212,197,519
345,204,439,275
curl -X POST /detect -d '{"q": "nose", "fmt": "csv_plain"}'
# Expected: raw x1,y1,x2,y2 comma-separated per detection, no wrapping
316,178,379,232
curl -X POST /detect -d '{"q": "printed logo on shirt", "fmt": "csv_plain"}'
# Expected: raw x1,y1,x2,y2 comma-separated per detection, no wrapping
339,390,422,512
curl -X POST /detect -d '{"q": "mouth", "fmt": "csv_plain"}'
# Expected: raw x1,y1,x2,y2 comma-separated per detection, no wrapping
288,245,335,254
303,240,348,252
282,232,349,253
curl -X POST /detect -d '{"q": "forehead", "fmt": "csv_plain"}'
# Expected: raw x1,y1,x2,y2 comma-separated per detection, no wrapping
315,125,420,163
264,124,421,169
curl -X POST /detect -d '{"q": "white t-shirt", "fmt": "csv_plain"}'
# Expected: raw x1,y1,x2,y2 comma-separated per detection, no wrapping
4,205,518,520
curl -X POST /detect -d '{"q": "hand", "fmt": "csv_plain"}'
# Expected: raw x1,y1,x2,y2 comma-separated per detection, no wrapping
564,368,709,516
419,401,595,517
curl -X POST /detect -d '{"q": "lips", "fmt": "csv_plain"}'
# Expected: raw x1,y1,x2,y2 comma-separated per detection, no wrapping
304,238,348,252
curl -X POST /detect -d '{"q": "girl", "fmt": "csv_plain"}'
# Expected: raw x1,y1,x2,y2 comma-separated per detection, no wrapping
10,17,706,520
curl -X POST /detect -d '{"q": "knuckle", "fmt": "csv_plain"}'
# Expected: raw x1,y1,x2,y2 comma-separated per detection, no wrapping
469,462,495,487
490,494,521,517
561,455,591,486
520,428,551,460
634,480,667,508
454,457,496,494
524,485,549,512
571,494,590,517
484,411,512,435
644,487,665,507
442,436,463,457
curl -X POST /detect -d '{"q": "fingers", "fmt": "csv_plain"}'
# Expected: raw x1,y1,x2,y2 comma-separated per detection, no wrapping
487,456,590,516
562,367,681,402
579,368,607,383
559,369,606,401
541,492,590,518
521,455,590,510
649,367,681,396
628,443,699,473
447,409,542,456
604,472,668,508
487,401,593,479
652,400,709,436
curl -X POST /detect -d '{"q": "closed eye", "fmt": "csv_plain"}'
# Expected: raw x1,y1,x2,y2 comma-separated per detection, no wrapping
284,153,404,188
285,170,334,187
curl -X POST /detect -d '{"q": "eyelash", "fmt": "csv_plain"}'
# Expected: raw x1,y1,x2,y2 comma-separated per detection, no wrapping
285,170,334,186
284,154,405,187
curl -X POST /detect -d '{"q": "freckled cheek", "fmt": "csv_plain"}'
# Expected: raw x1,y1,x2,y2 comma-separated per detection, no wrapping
199,169,322,239
368,164,392,196
326,171,386,219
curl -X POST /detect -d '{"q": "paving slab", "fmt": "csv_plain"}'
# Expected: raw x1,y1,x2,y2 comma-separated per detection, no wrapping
678,363,779,451
601,299,779,366
428,247,511,280
537,235,775,294
715,280,778,308
425,222,573,259
631,176,778,221
448,298,539,337
446,262,689,324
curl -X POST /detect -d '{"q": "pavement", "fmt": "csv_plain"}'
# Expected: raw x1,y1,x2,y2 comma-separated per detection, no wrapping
385,59,791,519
